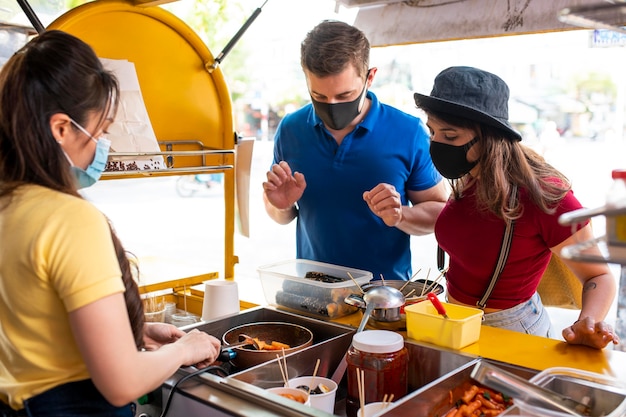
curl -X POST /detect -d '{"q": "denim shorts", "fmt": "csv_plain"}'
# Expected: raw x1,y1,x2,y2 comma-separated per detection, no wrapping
481,292,555,338
0,379,133,417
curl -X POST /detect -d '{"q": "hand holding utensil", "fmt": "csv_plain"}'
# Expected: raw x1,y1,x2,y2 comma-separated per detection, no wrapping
427,292,449,319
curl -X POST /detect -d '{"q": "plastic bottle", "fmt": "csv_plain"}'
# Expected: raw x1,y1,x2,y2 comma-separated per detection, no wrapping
345,330,408,417
606,169,626,246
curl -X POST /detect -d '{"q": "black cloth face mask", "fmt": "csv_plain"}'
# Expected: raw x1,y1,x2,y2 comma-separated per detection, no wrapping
429,136,479,179
311,80,368,130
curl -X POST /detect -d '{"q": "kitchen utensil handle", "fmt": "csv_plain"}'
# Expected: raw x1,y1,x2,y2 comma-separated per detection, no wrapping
427,292,447,316
471,362,588,416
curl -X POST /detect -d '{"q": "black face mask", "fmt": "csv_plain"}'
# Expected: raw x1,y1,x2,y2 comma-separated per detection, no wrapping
311,81,368,130
429,137,479,179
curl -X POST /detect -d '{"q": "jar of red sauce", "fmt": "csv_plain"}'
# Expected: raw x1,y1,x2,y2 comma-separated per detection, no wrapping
345,330,408,417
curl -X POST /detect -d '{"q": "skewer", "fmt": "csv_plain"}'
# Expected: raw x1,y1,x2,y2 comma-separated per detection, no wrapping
309,358,320,392
380,274,386,286
383,393,394,408
281,347,289,382
399,268,421,292
419,268,432,297
347,272,364,294
404,288,416,298
423,267,448,295
276,354,288,386
357,368,365,417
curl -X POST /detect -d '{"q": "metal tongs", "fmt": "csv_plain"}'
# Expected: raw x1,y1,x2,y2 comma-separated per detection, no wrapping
471,361,592,416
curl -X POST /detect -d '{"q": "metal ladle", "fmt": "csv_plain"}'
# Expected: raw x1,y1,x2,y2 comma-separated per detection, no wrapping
355,286,405,333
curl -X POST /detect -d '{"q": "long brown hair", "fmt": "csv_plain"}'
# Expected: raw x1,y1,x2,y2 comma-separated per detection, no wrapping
0,30,144,347
423,109,571,221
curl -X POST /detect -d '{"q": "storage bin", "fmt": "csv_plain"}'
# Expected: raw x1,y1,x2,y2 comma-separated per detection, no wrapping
514,367,626,417
258,259,372,319
405,301,483,349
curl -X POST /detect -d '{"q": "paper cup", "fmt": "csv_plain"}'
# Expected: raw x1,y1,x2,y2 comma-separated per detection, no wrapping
357,401,393,417
201,280,239,321
266,387,310,406
287,376,338,414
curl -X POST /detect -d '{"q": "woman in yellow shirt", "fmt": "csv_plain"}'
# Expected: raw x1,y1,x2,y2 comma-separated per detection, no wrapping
0,30,221,416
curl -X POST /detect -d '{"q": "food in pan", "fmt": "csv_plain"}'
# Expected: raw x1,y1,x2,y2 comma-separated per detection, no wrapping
443,384,513,417
243,337,290,351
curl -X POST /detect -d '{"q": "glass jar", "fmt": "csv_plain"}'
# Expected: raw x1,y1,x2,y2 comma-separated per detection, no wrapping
345,330,408,417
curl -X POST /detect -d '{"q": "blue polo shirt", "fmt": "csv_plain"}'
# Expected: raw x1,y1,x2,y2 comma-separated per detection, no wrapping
272,91,441,280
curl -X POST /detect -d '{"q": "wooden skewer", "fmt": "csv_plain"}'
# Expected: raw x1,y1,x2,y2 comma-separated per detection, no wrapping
419,268,432,297
399,268,421,292
382,394,388,405
347,272,364,294
309,358,320,392
379,273,386,286
423,267,448,295
404,288,416,298
281,348,289,382
276,354,288,386
357,368,365,417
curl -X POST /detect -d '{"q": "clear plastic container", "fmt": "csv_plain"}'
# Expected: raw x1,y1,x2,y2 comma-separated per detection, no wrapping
257,259,372,319
606,169,626,246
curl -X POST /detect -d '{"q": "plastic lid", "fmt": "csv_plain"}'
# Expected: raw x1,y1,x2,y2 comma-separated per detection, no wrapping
612,169,626,180
352,330,404,353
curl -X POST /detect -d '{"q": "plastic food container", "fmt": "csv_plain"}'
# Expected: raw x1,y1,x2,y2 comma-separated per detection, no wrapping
514,367,626,417
404,301,483,349
258,259,372,319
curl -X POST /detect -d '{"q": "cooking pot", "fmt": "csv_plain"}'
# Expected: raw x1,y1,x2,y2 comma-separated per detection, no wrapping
346,279,445,323
221,322,313,369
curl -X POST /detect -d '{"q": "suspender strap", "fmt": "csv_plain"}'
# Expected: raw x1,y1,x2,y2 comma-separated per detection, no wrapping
476,186,518,310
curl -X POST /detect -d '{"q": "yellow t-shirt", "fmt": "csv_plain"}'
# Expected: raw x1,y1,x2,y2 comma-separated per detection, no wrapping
0,185,125,409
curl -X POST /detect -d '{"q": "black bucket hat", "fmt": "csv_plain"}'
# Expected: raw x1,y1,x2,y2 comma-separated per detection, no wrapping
414,66,522,141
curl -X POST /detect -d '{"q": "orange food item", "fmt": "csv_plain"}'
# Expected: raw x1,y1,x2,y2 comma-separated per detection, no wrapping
444,384,513,417
279,393,306,403
252,337,291,351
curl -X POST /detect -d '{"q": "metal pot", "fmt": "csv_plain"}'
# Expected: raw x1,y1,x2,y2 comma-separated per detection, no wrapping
345,285,405,325
345,279,445,323
221,322,313,369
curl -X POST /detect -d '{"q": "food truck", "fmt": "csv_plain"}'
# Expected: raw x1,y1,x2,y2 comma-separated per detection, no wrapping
2,0,626,416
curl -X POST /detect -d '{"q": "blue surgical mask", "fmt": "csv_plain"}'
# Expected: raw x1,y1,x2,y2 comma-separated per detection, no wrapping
65,119,111,188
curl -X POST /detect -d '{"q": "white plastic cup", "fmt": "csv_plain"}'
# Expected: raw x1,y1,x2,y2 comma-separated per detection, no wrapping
201,280,239,321
357,401,393,417
266,387,311,406
287,376,338,414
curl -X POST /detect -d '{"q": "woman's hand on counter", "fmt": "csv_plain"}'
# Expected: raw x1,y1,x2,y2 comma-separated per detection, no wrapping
562,317,620,349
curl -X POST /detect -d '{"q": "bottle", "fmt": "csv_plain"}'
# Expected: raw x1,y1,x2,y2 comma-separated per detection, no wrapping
606,169,626,246
345,330,408,417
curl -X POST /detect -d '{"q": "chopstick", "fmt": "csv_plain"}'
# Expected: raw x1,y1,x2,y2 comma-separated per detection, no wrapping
309,358,320,392
347,272,364,294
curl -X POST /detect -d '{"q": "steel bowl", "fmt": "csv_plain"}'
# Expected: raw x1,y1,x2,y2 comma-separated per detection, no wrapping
222,322,313,369
358,279,445,323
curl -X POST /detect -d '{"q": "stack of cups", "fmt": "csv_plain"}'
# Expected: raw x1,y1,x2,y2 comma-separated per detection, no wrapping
201,280,240,321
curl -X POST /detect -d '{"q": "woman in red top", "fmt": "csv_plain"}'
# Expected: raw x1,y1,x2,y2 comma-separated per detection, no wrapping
414,66,618,349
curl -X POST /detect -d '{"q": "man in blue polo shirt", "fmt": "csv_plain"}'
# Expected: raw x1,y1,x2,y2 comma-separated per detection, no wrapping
262,20,448,280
